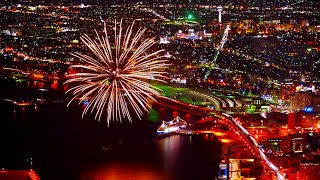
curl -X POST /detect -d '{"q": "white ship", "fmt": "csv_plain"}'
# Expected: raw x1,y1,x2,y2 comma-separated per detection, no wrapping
157,116,187,134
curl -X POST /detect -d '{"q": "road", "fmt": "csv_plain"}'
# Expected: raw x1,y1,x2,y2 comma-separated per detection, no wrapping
157,95,285,180
221,113,285,180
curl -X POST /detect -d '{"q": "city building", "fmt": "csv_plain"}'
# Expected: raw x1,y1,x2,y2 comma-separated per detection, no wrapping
297,162,320,180
281,134,307,155
288,111,320,129
289,92,320,112
297,112,320,129
288,112,296,129
280,83,296,100
229,159,255,180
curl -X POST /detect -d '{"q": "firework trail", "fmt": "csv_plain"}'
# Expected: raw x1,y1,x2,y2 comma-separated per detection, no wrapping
65,20,168,125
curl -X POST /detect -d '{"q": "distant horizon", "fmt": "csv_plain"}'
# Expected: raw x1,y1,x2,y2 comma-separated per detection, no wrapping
1,0,319,8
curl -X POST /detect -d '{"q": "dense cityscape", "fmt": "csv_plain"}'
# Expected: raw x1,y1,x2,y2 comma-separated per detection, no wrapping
0,0,320,180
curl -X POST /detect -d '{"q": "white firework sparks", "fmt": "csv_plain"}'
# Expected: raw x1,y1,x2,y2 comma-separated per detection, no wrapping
65,20,168,125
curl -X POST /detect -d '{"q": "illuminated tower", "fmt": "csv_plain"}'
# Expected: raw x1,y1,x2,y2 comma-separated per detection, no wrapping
217,6,223,23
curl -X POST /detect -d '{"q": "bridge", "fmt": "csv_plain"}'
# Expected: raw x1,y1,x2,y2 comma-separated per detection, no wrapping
157,96,285,180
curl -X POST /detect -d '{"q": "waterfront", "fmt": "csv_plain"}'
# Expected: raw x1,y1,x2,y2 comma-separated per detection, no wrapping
0,80,221,180
1,1,320,179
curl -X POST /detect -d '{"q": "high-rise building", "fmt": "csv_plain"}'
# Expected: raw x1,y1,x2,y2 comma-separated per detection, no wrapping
289,91,320,112
280,83,296,100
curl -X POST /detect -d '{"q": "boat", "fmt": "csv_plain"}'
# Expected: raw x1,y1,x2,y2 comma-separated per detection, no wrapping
157,116,187,135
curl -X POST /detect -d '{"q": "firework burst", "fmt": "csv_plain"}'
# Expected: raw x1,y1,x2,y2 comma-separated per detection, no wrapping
65,20,168,125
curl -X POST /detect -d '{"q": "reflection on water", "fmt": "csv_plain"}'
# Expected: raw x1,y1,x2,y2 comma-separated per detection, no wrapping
0,79,221,180
159,135,183,176
82,163,165,180
82,135,221,180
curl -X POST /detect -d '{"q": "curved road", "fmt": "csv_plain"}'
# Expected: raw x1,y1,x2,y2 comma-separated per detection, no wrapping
157,96,285,180
221,113,285,180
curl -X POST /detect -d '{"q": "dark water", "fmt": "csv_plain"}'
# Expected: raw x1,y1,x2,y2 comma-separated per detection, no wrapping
0,80,221,180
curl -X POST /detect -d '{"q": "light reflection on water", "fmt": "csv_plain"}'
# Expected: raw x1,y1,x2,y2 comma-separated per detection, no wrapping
0,80,221,180
158,135,183,177
81,135,220,180
82,163,166,180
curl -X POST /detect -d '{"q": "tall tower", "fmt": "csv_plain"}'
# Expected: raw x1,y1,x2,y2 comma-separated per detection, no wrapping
217,6,223,23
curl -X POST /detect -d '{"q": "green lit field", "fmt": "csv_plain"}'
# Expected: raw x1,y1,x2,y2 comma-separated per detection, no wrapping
154,85,209,106
147,85,210,123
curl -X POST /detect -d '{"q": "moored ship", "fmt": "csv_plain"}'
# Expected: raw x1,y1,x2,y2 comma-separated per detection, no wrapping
157,116,187,135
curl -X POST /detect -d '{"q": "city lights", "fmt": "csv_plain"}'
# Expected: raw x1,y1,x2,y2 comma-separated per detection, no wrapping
1,1,320,180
